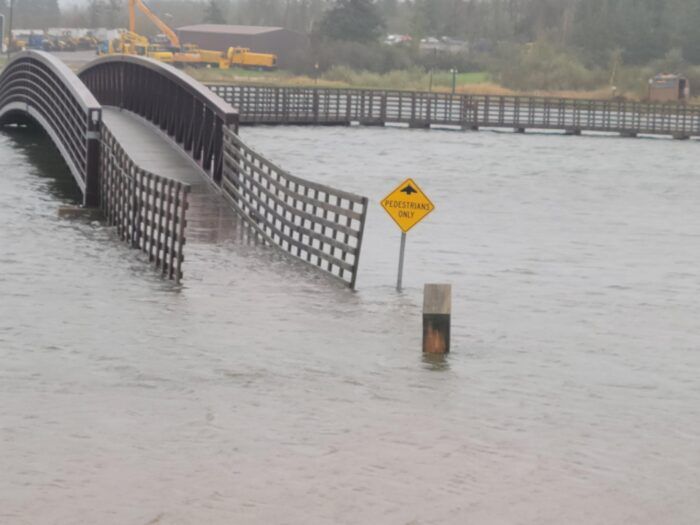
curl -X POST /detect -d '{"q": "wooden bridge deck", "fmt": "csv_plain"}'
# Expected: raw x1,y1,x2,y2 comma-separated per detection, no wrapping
102,107,241,245
102,107,206,187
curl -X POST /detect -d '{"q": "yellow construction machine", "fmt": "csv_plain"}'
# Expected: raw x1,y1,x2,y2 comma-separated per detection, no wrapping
221,47,277,69
100,0,278,69
98,30,176,63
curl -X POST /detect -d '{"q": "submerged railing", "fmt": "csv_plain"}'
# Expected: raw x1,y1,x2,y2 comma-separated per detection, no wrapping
79,56,370,287
221,127,368,289
100,124,190,282
209,84,700,138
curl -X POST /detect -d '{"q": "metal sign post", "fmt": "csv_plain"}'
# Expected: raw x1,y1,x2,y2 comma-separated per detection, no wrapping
381,178,435,292
396,231,407,291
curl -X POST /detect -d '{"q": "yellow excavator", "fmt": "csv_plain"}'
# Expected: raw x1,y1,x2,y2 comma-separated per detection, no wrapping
99,0,277,69
98,30,175,63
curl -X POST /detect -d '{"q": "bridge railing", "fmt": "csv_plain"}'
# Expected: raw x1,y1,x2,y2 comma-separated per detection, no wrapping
209,84,700,138
100,124,190,283
221,126,368,289
80,55,238,185
0,51,102,205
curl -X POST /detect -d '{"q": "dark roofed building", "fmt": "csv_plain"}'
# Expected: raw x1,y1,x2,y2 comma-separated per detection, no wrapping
176,25,309,69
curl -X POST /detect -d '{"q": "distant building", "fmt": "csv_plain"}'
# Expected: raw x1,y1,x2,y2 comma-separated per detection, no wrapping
176,25,309,69
648,74,690,103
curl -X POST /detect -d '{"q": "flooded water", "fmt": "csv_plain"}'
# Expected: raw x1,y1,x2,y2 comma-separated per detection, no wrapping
3,125,700,524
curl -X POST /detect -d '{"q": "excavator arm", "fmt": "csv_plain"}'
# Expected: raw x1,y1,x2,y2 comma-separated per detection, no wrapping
129,0,180,48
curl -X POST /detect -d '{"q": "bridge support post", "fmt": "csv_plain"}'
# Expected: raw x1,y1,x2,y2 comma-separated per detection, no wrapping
423,284,451,354
84,109,102,206
461,99,479,131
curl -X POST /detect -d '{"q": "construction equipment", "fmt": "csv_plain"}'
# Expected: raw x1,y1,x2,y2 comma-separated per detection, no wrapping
27,33,46,50
77,34,100,50
123,0,277,69
221,47,277,69
98,30,175,63
9,31,32,52
130,0,181,48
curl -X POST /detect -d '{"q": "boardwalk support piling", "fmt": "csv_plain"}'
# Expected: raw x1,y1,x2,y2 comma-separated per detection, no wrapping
423,284,451,354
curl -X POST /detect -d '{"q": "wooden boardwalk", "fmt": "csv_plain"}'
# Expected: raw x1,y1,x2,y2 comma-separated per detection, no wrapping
102,107,241,246
209,85,700,139
1,52,372,286
102,108,206,186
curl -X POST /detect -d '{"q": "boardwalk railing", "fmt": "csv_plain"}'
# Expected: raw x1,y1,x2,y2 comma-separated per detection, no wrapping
221,126,368,289
80,55,238,185
210,85,700,138
0,50,102,205
100,124,190,282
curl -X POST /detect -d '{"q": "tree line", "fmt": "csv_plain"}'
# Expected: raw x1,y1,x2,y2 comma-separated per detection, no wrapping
3,0,700,66
4,0,700,94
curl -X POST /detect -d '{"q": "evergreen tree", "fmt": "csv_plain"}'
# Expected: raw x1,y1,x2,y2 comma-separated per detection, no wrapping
105,0,123,28
12,0,61,30
318,0,385,42
87,0,104,29
203,0,226,24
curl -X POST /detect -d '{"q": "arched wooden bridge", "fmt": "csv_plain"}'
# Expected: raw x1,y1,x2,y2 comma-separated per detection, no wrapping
2,51,698,287
0,51,368,288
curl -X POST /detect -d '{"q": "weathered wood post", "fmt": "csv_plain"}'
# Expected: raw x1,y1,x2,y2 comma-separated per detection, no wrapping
423,284,451,354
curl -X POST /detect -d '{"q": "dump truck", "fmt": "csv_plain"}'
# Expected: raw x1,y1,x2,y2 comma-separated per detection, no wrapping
187,46,277,70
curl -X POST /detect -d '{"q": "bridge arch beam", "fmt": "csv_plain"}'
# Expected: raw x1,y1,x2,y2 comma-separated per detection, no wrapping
0,51,102,206
79,55,238,185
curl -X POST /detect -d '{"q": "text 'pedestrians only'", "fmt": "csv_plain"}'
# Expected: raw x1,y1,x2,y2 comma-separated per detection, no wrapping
381,178,435,233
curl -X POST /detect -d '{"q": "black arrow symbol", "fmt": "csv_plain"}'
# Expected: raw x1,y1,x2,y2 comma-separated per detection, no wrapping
401,184,418,195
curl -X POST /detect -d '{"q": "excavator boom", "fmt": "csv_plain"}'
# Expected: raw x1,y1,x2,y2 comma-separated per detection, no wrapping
129,0,180,48
120,0,276,69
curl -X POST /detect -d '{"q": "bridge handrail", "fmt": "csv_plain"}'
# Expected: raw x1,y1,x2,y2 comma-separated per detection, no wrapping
209,84,700,138
79,55,233,118
6,51,102,111
209,83,700,111
221,126,368,289
79,55,238,184
100,123,190,283
0,50,102,204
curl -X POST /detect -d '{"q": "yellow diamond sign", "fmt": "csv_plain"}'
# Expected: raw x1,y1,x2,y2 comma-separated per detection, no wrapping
381,178,435,233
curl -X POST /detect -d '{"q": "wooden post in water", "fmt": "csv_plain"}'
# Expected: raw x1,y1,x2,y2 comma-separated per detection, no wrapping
423,284,451,354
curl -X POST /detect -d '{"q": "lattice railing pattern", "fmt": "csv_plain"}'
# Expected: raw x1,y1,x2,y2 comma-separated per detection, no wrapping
210,84,700,138
100,125,190,282
221,126,368,289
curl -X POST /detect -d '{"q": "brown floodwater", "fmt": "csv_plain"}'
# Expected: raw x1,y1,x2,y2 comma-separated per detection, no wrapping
2,124,700,524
